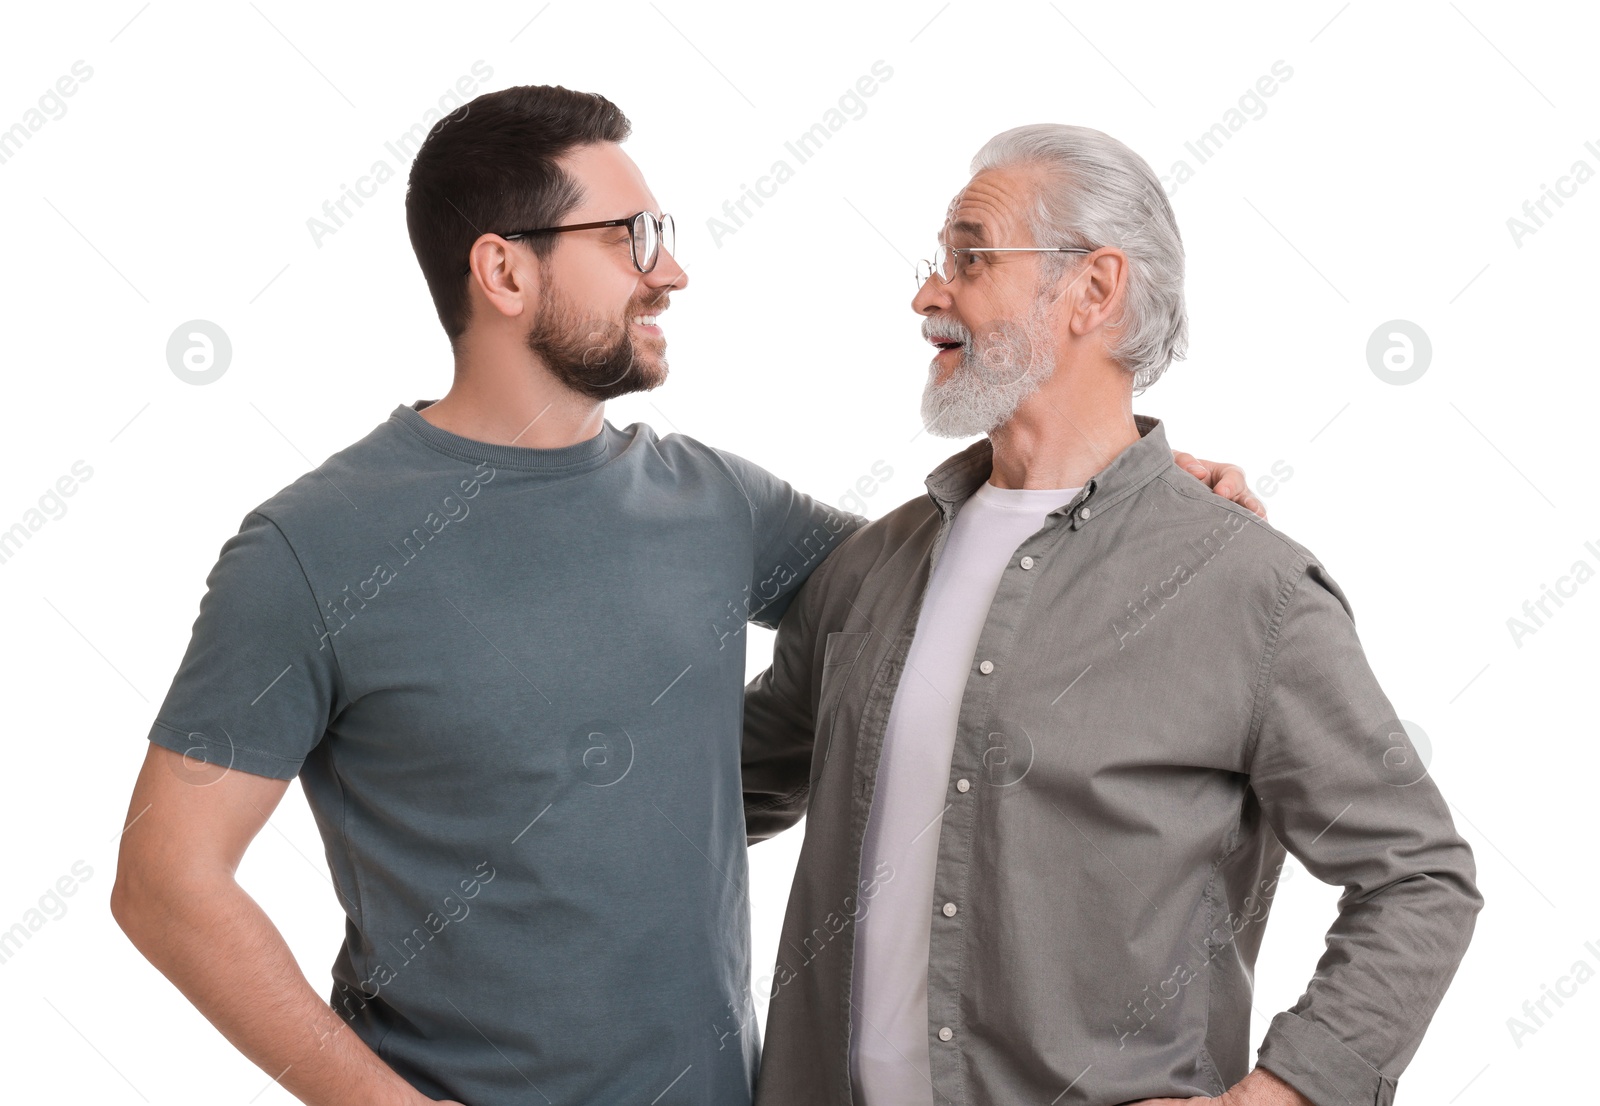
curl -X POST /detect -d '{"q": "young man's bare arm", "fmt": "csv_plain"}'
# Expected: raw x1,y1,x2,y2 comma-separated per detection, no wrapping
110,744,462,1106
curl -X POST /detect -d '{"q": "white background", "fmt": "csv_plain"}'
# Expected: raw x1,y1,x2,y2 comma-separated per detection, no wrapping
2,1,1595,1102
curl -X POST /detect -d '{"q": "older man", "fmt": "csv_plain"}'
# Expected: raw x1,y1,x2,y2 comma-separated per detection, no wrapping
743,124,1482,1106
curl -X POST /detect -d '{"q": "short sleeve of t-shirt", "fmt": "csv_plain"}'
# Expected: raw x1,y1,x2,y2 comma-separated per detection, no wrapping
146,510,340,781
705,447,866,631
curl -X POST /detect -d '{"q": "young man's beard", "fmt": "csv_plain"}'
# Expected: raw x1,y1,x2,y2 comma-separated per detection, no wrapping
526,283,668,402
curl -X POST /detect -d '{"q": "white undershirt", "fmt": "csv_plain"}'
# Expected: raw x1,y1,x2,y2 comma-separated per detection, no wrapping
849,479,1083,1106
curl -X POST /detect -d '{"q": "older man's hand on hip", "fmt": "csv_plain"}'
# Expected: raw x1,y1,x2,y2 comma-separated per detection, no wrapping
1131,1066,1317,1106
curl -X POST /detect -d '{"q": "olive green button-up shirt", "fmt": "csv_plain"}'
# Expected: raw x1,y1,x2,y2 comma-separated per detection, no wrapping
742,414,1482,1106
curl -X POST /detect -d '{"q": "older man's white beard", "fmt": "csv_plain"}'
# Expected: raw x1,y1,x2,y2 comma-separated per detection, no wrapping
920,302,1056,439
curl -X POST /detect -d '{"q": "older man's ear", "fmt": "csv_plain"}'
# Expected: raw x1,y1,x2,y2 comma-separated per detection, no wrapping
1171,450,1268,520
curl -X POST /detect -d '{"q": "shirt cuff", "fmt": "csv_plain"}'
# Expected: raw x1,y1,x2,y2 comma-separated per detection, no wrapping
1255,1011,1398,1106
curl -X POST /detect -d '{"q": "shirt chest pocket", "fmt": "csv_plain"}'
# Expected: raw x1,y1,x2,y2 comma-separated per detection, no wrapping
813,630,871,784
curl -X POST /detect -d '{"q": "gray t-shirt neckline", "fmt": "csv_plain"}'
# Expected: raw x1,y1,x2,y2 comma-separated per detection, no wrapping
392,400,619,475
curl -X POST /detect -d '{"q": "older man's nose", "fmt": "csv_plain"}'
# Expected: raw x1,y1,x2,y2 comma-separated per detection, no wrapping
912,274,950,315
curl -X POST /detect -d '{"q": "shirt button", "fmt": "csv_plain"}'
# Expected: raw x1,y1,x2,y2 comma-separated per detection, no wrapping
955,778,971,793
1078,506,1092,520
938,1027,954,1042
1019,555,1035,570
942,902,958,917
978,660,994,675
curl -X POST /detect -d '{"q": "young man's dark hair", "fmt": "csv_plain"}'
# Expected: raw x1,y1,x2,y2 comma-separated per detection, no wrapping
404,84,631,348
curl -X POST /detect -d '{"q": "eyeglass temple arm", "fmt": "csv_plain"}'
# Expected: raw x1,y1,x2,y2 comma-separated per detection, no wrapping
950,246,1093,254
505,218,633,240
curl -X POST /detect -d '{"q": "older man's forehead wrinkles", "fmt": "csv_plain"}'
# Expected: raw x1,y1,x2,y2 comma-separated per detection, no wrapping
954,182,1026,241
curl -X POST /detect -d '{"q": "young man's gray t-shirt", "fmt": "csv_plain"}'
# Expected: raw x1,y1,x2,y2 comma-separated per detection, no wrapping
146,402,855,1106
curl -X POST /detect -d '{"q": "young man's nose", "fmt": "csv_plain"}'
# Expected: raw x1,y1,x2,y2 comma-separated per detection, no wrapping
648,248,688,291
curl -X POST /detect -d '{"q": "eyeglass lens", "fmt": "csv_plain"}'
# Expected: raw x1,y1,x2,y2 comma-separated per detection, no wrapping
631,213,676,273
916,245,957,285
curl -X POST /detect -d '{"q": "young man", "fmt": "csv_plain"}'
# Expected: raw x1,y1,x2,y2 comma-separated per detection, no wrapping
743,125,1481,1106
112,88,1260,1106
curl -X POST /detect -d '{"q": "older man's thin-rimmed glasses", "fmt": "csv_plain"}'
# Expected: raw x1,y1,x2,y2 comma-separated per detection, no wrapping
915,245,1094,287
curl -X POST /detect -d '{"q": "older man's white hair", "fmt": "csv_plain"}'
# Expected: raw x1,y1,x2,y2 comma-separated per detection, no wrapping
969,123,1188,389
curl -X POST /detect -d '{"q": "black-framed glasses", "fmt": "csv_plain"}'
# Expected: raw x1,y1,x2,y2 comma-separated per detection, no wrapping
916,244,1094,286
461,211,675,276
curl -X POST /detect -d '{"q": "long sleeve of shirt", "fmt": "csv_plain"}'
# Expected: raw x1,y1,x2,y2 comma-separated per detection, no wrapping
1248,562,1484,1106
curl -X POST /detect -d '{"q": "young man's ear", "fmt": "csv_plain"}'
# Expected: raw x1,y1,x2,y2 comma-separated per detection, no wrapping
470,236,543,322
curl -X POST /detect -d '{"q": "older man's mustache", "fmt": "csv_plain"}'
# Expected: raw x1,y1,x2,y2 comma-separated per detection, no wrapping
921,316,970,350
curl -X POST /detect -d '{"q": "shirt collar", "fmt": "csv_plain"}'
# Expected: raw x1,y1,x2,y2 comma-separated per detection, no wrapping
923,413,1171,530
